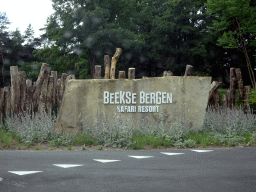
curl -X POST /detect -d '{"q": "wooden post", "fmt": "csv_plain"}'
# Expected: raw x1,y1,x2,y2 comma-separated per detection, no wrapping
4,86,11,117
163,71,173,76
59,73,68,108
10,66,20,114
94,65,102,79
56,79,61,108
118,71,126,79
110,48,122,79
19,71,26,112
235,68,244,105
104,55,110,79
244,85,251,112
207,81,222,107
26,79,33,113
222,94,228,111
213,91,220,110
46,76,54,114
51,71,58,106
33,63,50,112
128,68,135,79
38,75,50,113
184,65,193,76
229,68,236,109
0,88,4,123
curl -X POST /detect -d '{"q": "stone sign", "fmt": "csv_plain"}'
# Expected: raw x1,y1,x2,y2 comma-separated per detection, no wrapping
55,76,212,135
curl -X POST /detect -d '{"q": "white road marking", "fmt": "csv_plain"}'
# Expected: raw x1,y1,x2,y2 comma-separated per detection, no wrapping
53,164,83,168
0,177,3,181
8,171,43,175
93,159,121,163
190,150,214,152
128,156,154,159
160,152,185,155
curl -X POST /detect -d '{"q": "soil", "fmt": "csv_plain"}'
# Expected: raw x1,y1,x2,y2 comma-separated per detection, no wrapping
1,139,256,152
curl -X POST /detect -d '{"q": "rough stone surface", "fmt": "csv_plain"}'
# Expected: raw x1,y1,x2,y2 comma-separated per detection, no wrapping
55,76,212,135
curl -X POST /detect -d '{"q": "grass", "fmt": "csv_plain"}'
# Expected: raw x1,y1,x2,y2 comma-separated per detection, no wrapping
0,88,256,151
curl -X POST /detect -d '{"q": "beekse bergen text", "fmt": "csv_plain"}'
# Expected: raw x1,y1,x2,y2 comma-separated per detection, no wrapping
103,91,172,113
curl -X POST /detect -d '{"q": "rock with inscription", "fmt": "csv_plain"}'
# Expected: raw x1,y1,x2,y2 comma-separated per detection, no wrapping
55,77,212,135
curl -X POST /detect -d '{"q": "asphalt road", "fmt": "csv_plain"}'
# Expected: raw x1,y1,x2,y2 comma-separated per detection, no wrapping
0,147,256,192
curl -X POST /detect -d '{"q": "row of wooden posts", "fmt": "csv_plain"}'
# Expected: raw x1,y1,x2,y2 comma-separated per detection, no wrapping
0,48,252,123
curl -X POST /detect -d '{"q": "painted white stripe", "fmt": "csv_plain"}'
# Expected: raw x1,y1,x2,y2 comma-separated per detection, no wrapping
0,177,4,181
93,159,121,163
160,152,185,155
8,171,43,175
191,150,214,152
53,164,83,168
128,156,154,159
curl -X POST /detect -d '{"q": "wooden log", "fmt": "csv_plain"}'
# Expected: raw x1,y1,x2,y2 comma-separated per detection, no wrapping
4,86,11,117
59,73,68,108
51,71,58,106
46,76,54,114
163,70,173,76
235,68,244,104
110,48,122,79
0,88,4,123
207,81,222,106
19,71,26,112
104,55,110,79
38,75,50,113
56,78,61,108
229,68,236,109
118,71,126,79
244,85,251,112
222,94,228,111
213,91,220,110
10,66,20,114
26,79,33,113
128,68,135,79
184,65,193,77
33,63,50,112
94,65,102,79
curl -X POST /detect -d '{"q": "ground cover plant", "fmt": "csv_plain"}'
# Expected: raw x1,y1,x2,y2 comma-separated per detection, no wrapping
0,88,256,151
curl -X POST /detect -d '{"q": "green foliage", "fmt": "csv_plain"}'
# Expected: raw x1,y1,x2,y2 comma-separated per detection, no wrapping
19,61,41,80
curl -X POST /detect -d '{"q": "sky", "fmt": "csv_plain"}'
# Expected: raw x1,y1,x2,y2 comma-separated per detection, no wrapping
0,0,55,38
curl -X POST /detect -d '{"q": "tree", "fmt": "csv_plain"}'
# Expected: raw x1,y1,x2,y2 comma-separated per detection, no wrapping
205,0,256,89
0,12,11,87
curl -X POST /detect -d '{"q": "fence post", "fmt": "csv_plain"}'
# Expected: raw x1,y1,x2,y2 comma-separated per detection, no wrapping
229,68,236,109
94,65,102,79
235,68,244,105
33,63,50,112
244,85,251,112
4,86,11,117
118,71,126,79
10,66,20,114
110,48,122,79
128,68,135,79
104,55,110,79
184,65,193,76
19,71,26,112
